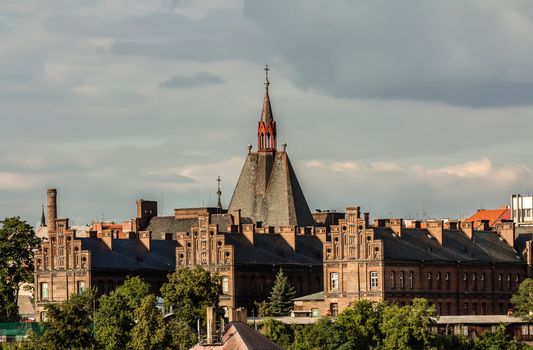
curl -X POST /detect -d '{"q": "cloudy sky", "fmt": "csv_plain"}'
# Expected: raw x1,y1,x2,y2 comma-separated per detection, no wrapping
2,0,533,226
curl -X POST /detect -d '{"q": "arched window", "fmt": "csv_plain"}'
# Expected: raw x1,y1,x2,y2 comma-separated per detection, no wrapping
408,272,414,289
390,272,395,289
399,272,404,289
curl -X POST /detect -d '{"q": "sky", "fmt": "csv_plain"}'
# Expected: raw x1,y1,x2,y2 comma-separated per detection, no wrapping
2,0,533,226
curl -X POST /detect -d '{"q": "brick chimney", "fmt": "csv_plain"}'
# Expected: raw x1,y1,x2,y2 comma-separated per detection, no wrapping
101,231,113,250
388,218,403,237
477,219,490,231
242,223,254,245
315,227,327,244
363,212,370,227
280,226,297,251
47,189,57,233
206,306,217,344
460,221,473,240
233,209,241,227
228,307,248,323
427,220,444,245
495,220,515,248
139,231,151,251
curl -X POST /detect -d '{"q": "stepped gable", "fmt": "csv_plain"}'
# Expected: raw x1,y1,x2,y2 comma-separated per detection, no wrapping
228,67,314,227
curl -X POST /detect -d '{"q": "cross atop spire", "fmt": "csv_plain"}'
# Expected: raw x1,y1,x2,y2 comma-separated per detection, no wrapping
261,65,273,123
264,64,269,84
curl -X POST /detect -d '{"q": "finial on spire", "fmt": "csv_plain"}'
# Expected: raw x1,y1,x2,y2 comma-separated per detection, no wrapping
216,176,222,210
264,64,269,85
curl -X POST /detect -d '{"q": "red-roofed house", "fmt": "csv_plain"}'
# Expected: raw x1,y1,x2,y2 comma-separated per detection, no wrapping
465,207,511,229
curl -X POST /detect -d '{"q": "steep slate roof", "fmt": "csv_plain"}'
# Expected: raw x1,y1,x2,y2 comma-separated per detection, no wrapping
228,151,315,227
223,233,322,265
145,216,198,239
465,208,511,227
80,238,176,272
374,227,523,263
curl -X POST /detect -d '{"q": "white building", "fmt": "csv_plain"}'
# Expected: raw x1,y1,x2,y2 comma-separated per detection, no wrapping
510,194,533,226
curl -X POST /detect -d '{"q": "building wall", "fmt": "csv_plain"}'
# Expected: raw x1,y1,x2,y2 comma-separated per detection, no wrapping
511,194,533,226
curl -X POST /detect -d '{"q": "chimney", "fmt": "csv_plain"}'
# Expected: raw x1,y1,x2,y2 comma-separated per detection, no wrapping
47,189,57,233
388,218,403,237
206,306,217,344
477,219,490,231
525,241,532,278
460,221,473,240
427,220,444,245
233,209,241,228
363,212,370,227
139,231,151,251
495,220,515,248
412,220,421,229
101,231,113,250
280,226,297,251
315,227,327,244
242,224,255,245
228,307,248,323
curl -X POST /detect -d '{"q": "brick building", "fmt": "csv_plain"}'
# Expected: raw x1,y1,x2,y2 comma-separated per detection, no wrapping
294,207,532,317
33,189,176,321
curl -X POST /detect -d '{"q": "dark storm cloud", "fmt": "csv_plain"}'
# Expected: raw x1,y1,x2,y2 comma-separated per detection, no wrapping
243,0,533,108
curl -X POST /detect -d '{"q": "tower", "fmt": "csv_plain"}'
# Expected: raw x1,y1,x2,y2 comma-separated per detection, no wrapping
216,176,222,210
39,204,46,227
257,65,277,152
47,189,57,233
228,67,314,227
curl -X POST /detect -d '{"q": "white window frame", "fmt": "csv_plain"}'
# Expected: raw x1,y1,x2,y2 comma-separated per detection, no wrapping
370,271,379,289
330,272,339,290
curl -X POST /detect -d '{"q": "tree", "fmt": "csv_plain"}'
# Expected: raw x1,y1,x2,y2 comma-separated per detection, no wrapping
160,266,222,329
36,290,95,349
511,278,533,321
167,318,198,350
472,323,528,350
380,298,437,350
0,217,40,321
128,294,168,350
94,276,151,350
261,317,294,348
335,299,386,349
267,269,296,316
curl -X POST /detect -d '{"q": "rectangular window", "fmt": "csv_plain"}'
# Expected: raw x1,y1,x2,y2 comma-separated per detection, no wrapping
40,282,49,300
370,272,378,289
330,272,339,290
222,277,229,294
77,281,86,293
311,308,320,317
330,303,338,317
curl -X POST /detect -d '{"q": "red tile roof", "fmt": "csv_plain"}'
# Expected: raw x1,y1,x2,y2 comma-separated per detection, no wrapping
190,322,283,350
465,208,511,228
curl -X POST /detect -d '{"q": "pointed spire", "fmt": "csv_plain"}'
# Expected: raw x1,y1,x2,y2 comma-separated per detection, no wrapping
261,64,273,122
216,176,222,210
40,204,46,227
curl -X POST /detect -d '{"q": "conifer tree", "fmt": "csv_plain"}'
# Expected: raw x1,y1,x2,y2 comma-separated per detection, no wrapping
268,269,296,316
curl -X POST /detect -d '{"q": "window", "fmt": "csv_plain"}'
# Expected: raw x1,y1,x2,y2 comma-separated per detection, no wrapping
480,273,485,290
463,273,468,289
436,303,441,316
370,272,378,289
427,272,432,289
330,272,339,290
408,272,414,289
77,281,86,293
222,277,229,294
463,303,468,315
507,273,511,290
311,308,320,317
481,303,486,315
498,274,503,290
445,272,450,290
399,272,404,289
446,303,451,315
472,273,477,290
390,272,395,289
40,282,49,300
330,303,339,317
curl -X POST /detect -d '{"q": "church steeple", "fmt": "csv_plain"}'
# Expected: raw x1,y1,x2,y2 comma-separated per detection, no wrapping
257,65,277,152
216,176,222,210
39,204,46,227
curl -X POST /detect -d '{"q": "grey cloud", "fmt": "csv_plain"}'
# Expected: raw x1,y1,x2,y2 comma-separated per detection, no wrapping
243,0,533,107
159,72,224,89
